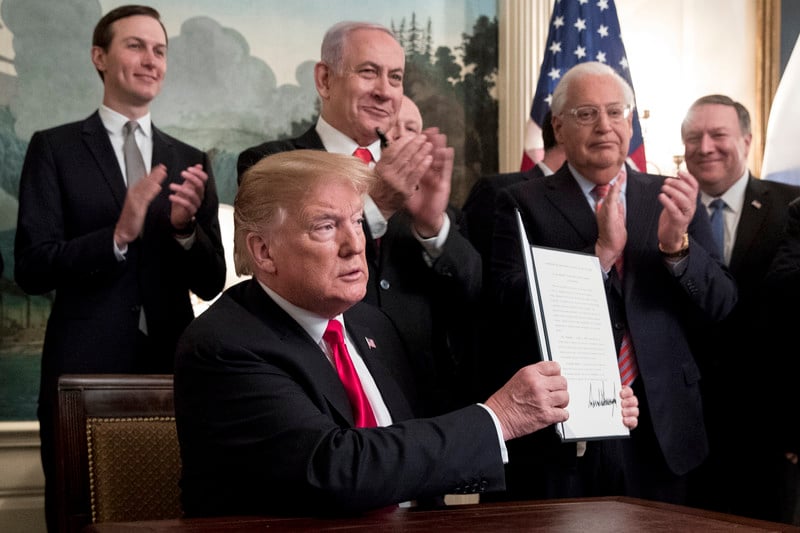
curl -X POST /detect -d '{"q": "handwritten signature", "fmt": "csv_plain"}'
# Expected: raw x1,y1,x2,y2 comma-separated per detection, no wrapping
588,381,618,417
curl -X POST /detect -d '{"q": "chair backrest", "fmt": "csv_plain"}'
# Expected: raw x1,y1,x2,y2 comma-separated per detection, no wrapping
56,374,182,533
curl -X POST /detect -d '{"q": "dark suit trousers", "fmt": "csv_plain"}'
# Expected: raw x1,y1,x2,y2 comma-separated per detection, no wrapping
579,378,689,504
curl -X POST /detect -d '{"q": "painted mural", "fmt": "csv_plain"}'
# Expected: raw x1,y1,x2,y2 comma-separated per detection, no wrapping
0,0,497,419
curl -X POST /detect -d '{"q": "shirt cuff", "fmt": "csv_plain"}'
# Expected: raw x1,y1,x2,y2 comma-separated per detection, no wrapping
175,231,196,250
113,237,127,261
411,213,450,264
363,194,388,239
477,402,509,464
663,254,689,276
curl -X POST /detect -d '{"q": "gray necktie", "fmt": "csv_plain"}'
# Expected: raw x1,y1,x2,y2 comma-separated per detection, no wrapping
123,120,149,335
708,198,726,262
123,121,146,187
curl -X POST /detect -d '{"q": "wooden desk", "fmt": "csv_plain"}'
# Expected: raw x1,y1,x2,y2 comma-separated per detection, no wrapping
84,497,799,532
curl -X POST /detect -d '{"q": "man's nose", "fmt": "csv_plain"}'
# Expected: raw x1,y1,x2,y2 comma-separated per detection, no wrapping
699,133,714,153
340,222,366,255
594,110,613,131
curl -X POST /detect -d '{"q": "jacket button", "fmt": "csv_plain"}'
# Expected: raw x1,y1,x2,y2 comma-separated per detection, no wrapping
380,279,390,290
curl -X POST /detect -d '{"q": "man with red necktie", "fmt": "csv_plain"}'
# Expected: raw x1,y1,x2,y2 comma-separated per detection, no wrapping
489,62,736,505
174,149,641,517
237,22,483,413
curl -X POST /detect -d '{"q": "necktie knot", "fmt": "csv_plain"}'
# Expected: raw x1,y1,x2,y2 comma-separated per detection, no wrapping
592,183,610,201
124,120,139,137
323,319,344,346
353,147,373,165
709,198,726,211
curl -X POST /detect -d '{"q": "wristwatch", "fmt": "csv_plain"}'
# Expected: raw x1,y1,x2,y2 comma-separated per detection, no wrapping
658,232,689,258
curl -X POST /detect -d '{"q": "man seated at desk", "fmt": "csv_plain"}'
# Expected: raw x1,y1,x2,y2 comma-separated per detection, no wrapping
173,150,639,517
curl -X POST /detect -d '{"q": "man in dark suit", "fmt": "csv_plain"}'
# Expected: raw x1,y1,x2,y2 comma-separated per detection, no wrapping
13,6,225,529
237,22,482,411
490,62,737,505
174,149,640,517
681,94,800,521
765,197,800,482
463,111,566,266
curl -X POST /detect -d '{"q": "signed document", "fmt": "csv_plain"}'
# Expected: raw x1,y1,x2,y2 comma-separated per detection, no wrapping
516,210,629,442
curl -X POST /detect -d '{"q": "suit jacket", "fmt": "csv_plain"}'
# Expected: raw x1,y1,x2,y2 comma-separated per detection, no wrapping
174,279,504,517
462,164,547,271
688,175,799,519
757,196,800,454
692,176,799,431
237,127,483,410
14,111,226,388
490,164,737,477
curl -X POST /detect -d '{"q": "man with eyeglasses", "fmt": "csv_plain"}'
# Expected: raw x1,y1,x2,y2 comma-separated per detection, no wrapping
488,62,737,504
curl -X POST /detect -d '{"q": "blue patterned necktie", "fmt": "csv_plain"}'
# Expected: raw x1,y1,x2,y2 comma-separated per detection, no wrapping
708,198,726,261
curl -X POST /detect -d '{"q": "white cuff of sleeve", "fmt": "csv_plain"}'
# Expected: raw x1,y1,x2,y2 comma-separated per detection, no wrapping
363,194,388,239
175,232,196,250
114,237,127,261
412,213,450,263
477,402,509,464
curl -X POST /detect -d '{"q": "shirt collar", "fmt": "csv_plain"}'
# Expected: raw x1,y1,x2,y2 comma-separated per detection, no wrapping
569,163,628,197
316,116,381,161
700,169,749,213
98,105,152,138
257,280,344,345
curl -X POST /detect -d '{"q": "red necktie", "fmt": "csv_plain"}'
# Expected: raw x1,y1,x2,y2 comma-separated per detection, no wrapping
353,147,373,164
323,320,377,427
591,178,639,387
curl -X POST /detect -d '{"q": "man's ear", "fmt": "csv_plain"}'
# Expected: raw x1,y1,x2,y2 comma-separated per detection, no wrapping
553,115,565,144
91,46,107,75
246,232,277,274
315,61,332,100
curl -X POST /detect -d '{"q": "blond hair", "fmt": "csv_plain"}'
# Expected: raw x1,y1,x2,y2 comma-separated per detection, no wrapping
233,150,375,276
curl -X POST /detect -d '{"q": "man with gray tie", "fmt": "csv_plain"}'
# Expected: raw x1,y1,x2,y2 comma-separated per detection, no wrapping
14,5,225,530
681,94,799,522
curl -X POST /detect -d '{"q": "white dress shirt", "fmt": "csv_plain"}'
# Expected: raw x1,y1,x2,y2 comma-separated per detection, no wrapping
700,169,749,266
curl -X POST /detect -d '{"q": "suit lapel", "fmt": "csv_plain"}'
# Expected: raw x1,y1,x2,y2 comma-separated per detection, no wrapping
543,168,598,245
346,317,415,422
240,281,357,426
82,112,127,208
295,127,326,150
729,176,768,275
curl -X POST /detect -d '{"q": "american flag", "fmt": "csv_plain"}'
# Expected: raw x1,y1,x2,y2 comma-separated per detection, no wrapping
521,0,647,172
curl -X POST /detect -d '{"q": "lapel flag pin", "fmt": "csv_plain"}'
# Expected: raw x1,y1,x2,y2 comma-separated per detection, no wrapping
366,337,377,349
751,199,762,209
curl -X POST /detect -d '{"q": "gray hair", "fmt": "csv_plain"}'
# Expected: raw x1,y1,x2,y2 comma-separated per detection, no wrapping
320,21,398,74
551,62,635,115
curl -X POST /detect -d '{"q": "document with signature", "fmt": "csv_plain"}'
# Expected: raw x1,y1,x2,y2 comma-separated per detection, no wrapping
516,210,629,442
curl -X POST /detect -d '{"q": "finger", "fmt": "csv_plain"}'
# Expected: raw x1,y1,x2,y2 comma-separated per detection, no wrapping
170,182,202,207
179,171,207,196
382,132,425,164
533,360,562,376
182,164,208,184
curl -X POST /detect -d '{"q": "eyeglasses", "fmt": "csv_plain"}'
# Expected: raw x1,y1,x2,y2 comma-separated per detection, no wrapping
565,104,632,126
